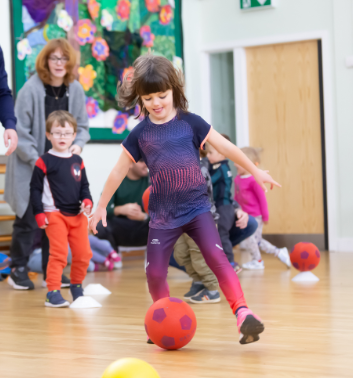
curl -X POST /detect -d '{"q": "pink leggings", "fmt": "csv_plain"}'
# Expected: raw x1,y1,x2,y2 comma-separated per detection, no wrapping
146,212,247,314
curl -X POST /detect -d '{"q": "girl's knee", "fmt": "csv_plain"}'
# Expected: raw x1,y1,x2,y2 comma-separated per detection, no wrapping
146,268,167,284
202,249,229,272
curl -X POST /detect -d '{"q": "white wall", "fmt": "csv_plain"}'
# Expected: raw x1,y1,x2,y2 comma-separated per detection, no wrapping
0,0,12,89
0,0,13,155
0,0,15,236
183,0,353,251
81,144,122,208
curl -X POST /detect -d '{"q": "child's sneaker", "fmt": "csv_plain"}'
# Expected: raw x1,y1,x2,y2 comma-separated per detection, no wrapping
230,261,242,274
108,251,123,269
277,247,291,268
104,258,114,271
242,260,265,270
45,290,70,308
189,288,221,304
8,267,34,290
236,308,264,344
184,282,205,300
70,283,84,301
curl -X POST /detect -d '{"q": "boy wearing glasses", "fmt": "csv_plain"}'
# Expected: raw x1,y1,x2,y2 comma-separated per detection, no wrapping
30,110,93,307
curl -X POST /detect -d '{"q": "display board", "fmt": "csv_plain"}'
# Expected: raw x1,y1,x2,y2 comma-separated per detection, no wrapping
11,0,183,142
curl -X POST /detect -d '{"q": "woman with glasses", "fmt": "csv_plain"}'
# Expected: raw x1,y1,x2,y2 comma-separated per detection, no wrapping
5,38,89,290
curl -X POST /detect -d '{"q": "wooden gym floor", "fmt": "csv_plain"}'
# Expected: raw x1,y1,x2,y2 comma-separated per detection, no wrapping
1,250,353,378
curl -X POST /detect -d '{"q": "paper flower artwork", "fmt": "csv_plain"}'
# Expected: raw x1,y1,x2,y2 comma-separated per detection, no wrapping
101,9,114,31
113,112,129,134
122,66,134,81
159,5,172,25
86,97,99,118
140,25,155,47
116,0,131,21
92,38,110,61
88,0,101,20
173,56,183,71
57,10,73,32
17,39,32,61
145,0,160,13
44,24,67,41
78,65,97,91
75,19,96,46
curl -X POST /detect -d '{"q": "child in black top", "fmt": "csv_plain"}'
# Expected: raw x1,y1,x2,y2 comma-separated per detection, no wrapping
30,110,93,307
207,134,237,266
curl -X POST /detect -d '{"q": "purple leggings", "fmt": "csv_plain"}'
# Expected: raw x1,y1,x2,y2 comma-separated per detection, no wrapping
146,212,247,314
88,235,113,264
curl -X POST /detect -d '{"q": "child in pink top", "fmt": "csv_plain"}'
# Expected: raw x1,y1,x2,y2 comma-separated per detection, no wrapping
234,147,291,270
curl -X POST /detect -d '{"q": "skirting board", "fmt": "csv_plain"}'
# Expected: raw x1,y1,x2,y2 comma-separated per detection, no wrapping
121,250,145,260
262,234,325,251
335,238,353,253
0,156,8,164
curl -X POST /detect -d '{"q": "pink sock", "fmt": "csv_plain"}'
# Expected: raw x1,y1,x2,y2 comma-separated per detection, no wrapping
104,257,114,271
108,251,121,263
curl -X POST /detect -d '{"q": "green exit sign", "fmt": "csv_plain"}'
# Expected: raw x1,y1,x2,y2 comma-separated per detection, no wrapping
240,0,277,10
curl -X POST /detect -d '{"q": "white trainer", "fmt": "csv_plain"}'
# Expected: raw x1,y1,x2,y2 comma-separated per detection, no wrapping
277,248,291,268
242,260,265,270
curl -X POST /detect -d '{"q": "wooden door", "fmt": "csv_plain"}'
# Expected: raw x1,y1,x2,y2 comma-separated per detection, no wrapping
246,40,326,249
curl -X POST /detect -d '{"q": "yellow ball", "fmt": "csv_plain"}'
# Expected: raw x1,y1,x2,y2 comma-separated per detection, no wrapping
101,358,160,378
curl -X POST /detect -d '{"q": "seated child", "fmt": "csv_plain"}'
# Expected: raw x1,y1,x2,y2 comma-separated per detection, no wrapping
87,234,122,271
173,150,221,304
234,147,291,269
30,110,93,307
28,247,95,275
29,234,122,276
206,134,239,268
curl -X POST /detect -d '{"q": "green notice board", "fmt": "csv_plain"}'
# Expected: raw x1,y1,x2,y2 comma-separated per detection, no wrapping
240,0,276,10
11,0,184,143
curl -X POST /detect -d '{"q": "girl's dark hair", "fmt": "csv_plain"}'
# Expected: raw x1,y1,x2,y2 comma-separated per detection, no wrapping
117,54,188,118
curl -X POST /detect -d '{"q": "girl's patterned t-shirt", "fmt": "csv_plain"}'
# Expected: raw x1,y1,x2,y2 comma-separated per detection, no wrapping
122,112,212,229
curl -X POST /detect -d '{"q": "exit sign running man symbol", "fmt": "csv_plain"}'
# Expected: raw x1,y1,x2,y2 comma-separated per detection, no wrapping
241,0,276,10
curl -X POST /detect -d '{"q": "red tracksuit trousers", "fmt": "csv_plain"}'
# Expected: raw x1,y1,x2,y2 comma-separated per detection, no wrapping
45,212,92,292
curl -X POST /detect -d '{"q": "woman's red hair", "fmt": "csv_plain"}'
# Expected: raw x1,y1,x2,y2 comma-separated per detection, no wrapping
36,38,77,86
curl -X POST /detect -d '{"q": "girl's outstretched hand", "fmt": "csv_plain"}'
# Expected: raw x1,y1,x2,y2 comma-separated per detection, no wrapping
253,169,281,192
89,206,107,234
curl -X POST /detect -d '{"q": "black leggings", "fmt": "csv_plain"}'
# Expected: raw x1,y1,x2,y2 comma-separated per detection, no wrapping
96,216,150,250
10,204,50,279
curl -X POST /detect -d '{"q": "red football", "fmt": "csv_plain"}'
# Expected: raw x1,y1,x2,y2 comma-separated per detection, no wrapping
145,297,197,350
290,242,321,272
142,186,151,214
